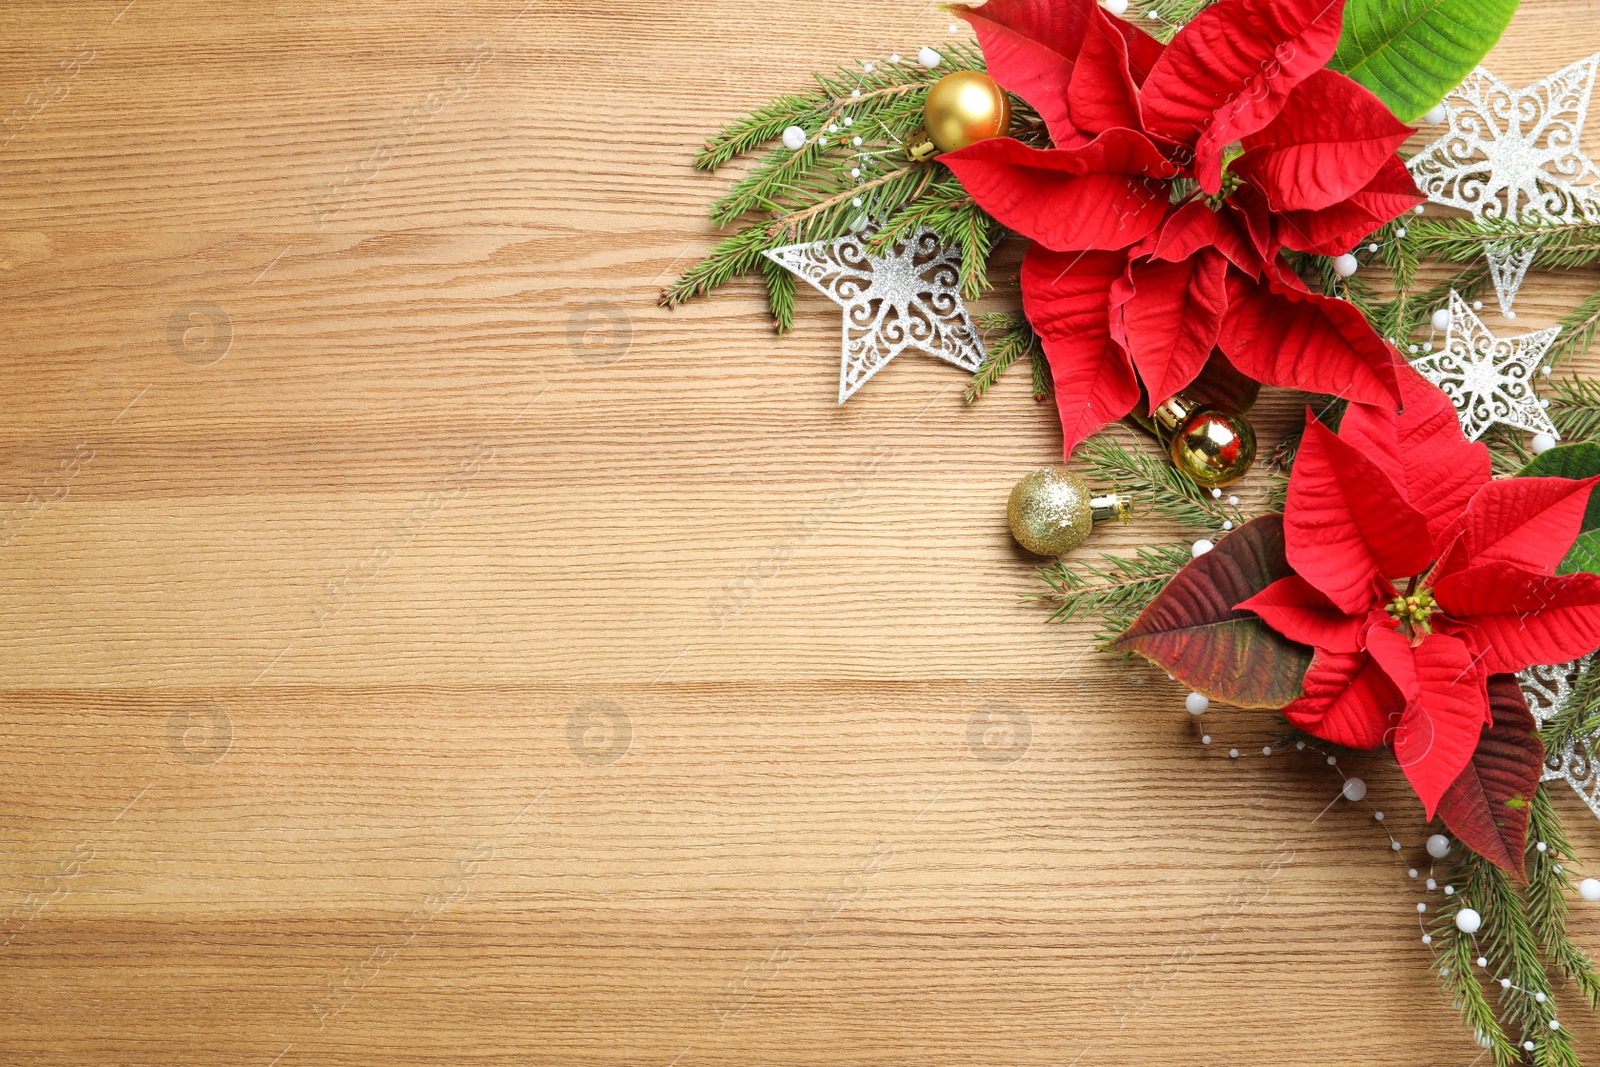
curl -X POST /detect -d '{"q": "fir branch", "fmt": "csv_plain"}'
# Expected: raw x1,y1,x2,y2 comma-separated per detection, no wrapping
866,169,998,298
1546,285,1600,368
1139,0,1220,42
659,227,775,309
1546,375,1600,444
1030,341,1054,403
695,93,823,172
1408,216,1600,269
1079,434,1244,532
761,256,797,333
1032,542,1193,640
1397,260,1494,339
1433,884,1518,1066
967,312,1042,403
1526,786,1600,1017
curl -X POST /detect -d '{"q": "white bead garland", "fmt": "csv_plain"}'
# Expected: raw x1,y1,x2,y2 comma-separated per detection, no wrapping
1185,692,1210,716
1455,908,1483,934
781,126,808,151
1426,834,1452,859
1333,253,1359,277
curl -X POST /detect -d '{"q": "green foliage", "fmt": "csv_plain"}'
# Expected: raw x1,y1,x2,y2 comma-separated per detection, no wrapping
1527,786,1600,1017
1408,217,1600,270
1033,542,1193,642
1331,0,1519,122
1137,0,1221,42
1079,434,1245,533
968,312,1048,403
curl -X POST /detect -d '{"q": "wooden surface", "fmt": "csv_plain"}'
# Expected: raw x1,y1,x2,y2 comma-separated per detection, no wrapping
4,2,1600,1064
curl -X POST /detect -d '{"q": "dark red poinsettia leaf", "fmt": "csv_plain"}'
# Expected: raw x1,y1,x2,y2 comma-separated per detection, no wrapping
1111,250,1229,410
1340,360,1492,550
1435,675,1545,881
1432,563,1600,675
941,133,1177,252
1367,628,1490,819
1272,155,1426,256
1022,245,1142,456
1217,270,1402,411
1234,69,1414,214
1284,416,1433,614
1139,0,1348,192
1111,515,1313,708
1281,646,1399,749
954,0,1098,148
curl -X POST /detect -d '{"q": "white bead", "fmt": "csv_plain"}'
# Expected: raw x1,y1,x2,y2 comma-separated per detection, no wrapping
1540,399,1551,408
1333,253,1359,277
1191,539,1214,557
1579,877,1600,901
1455,907,1482,934
850,168,861,177
1210,486,1222,498
1222,520,1233,531
1555,865,1563,873
1537,841,1549,852
1500,978,1512,990
1201,734,1211,744
1396,227,1407,238
1525,1041,1537,1052
1544,365,1553,376
890,54,901,63
1423,342,1433,352
1104,0,1129,13
863,63,874,72
1426,834,1452,859
1417,902,1427,913
1426,878,1437,890
1262,746,1272,756
829,124,839,133
1296,741,1306,750
1532,432,1558,455
1409,344,1419,354
918,46,942,68
1227,495,1238,506
1326,755,1337,766
1424,104,1448,125
1342,777,1367,801
1473,300,1483,310
1506,310,1517,319
1374,811,1385,822
1391,841,1402,851
1415,204,1426,214
781,126,808,151
1186,692,1210,716
852,136,863,146
1551,1019,1560,1030
852,197,863,207
1368,243,1380,253
1477,956,1488,968
850,89,861,99
1228,748,1239,759
843,117,853,126
1431,308,1452,331
1444,886,1454,895
1536,992,1547,1004
1421,934,1432,945
1408,868,1418,878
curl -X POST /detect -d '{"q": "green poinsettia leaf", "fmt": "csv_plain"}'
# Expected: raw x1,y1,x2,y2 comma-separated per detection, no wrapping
1330,0,1520,123
1434,675,1544,880
1517,443,1600,573
1110,514,1312,708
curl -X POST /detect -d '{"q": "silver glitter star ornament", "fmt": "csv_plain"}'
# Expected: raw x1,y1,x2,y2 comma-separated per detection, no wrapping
763,229,985,403
1521,655,1600,820
1411,291,1560,442
1409,55,1600,313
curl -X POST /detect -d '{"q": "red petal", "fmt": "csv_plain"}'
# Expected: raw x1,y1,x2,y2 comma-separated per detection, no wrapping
1140,0,1347,192
1285,416,1432,613
941,133,1176,252
1366,628,1494,819
1444,475,1600,576
1433,564,1600,674
1234,69,1414,212
1218,271,1402,408
1272,155,1426,256
1111,250,1229,409
1067,7,1145,135
1435,675,1544,882
955,0,1096,148
1133,199,1261,276
1339,362,1492,550
1022,245,1142,456
1282,648,1400,749
1238,574,1364,653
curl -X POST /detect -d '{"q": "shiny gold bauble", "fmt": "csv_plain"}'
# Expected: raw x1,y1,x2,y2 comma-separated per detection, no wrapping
1154,395,1257,488
1007,466,1128,557
922,71,1011,153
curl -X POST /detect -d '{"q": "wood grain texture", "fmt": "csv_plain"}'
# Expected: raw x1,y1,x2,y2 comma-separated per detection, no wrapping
3,2,1600,1064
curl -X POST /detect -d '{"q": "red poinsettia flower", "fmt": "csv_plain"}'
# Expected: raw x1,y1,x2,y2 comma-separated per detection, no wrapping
942,0,1424,455
1237,364,1600,816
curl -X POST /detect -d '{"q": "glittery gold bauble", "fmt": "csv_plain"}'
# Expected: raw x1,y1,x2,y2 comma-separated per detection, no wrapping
1154,396,1257,488
1007,467,1128,557
922,71,1011,153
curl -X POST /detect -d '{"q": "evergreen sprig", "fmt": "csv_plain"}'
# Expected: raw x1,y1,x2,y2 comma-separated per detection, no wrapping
1526,786,1600,1017
1032,542,1193,641
1079,434,1245,532
1408,216,1600,270
968,312,1049,403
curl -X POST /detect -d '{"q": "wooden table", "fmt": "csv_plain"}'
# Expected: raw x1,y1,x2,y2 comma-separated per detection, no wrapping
4,2,1600,1064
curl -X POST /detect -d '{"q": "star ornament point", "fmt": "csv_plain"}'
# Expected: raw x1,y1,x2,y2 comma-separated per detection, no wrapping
1410,292,1560,442
763,229,985,404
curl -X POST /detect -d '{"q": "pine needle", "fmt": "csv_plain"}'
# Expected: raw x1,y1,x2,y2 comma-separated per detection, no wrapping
967,312,1042,403
1032,542,1193,642
1079,434,1244,533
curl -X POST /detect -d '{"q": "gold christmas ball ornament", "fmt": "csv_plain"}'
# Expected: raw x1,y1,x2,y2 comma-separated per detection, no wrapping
1007,466,1130,557
906,71,1011,161
1153,394,1257,489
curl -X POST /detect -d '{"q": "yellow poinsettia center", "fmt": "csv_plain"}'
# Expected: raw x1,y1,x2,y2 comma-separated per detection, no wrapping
1386,587,1438,636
